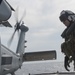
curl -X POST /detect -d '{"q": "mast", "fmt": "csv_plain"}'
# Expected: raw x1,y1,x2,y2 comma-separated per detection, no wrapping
16,25,29,56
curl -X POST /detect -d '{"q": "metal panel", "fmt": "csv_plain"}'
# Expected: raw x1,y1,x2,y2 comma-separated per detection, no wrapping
1,57,12,65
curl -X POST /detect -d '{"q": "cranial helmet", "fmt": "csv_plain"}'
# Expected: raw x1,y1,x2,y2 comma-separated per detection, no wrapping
59,10,75,22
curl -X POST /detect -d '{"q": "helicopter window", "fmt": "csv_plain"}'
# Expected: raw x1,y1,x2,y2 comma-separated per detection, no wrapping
1,57,12,65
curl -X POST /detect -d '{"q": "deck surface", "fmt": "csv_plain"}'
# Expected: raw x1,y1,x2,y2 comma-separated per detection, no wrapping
30,72,75,75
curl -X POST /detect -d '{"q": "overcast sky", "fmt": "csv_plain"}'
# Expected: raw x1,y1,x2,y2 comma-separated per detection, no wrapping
0,0,75,61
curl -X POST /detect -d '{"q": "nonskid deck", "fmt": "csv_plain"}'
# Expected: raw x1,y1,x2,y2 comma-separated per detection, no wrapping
30,72,75,75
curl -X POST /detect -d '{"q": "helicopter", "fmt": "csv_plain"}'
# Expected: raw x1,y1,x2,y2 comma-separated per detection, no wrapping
0,22,29,75
0,21,56,75
0,0,56,75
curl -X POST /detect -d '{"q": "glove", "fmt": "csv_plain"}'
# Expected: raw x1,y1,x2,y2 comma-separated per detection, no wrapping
64,56,70,71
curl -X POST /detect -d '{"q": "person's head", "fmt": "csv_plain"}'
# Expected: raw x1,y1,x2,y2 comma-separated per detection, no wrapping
59,10,75,27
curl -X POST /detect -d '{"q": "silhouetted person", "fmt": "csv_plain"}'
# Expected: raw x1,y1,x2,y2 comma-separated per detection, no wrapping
59,10,75,71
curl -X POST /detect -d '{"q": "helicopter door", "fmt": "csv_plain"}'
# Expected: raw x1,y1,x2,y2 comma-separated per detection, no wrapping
0,38,2,74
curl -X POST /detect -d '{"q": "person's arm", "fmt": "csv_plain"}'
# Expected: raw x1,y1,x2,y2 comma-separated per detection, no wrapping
61,28,68,38
66,22,75,36
61,22,75,38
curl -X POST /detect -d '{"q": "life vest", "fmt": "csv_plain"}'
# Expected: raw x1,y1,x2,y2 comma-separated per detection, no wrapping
61,25,75,57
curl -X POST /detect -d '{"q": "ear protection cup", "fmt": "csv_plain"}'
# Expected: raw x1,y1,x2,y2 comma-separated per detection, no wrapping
68,16,72,21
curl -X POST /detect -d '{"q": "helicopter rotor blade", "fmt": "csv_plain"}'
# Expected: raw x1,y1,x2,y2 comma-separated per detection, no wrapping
19,9,26,24
17,29,20,38
14,7,19,23
8,30,16,47
7,8,26,48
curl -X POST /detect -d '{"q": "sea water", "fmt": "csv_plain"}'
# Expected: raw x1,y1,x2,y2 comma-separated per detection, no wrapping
14,60,74,75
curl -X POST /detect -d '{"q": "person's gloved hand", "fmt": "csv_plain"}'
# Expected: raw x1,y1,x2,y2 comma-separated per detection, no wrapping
64,56,70,71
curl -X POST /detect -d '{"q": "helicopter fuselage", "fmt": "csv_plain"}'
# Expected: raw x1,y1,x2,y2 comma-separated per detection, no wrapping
0,44,22,75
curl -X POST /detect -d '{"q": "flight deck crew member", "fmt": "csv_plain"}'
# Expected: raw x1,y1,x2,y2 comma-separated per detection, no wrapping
59,10,75,71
